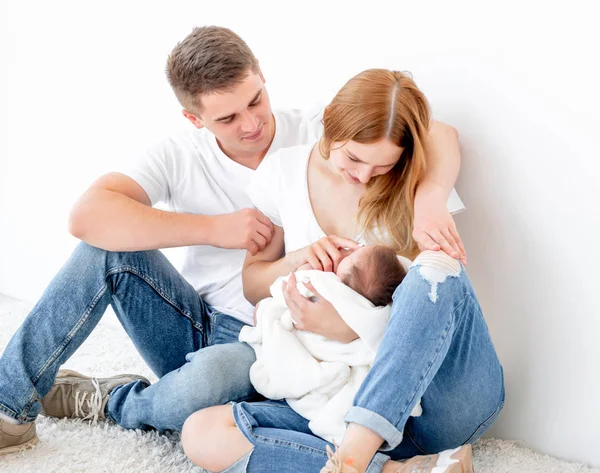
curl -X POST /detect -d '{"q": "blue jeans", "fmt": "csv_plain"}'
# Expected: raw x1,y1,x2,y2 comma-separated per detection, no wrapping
221,251,505,473
0,242,257,431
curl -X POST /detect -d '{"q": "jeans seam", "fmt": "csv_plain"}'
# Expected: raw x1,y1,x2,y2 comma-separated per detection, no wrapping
404,426,428,455
401,297,466,422
31,283,108,386
105,265,204,333
370,293,467,444
235,404,328,457
463,394,505,444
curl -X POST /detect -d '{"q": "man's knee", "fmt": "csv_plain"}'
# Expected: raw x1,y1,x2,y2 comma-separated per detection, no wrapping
169,344,256,421
73,241,161,271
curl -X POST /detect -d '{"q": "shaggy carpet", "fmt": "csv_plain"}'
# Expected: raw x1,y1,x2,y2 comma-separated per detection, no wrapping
0,295,598,473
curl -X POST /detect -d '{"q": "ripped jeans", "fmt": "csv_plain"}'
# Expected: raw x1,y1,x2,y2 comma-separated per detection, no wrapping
220,251,505,473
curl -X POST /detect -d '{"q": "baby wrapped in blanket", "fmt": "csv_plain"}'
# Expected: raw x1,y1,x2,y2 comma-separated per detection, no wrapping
239,245,422,444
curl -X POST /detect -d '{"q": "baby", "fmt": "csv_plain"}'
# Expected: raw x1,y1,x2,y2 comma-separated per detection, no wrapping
241,244,421,445
315,244,407,307
253,245,407,324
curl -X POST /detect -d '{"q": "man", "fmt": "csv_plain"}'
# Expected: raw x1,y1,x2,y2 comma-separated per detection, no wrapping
0,26,466,454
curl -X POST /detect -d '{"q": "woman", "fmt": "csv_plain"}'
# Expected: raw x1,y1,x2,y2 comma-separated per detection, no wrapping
181,69,504,473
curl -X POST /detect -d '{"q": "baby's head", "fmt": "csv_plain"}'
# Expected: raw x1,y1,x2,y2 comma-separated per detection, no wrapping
336,245,407,307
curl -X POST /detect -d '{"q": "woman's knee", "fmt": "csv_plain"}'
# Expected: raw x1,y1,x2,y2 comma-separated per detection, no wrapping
182,406,233,469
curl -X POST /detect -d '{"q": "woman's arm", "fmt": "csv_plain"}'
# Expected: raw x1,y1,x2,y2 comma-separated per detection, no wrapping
413,120,467,264
242,225,300,305
243,231,361,305
420,120,461,198
243,231,360,342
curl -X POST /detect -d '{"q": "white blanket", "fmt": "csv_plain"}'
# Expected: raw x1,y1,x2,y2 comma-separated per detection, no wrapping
239,270,421,444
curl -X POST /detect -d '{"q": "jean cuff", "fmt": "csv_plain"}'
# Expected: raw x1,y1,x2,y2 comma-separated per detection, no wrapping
219,451,252,473
366,452,391,473
344,407,403,451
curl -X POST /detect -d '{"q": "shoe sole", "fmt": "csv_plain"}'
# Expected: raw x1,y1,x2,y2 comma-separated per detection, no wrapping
0,435,39,455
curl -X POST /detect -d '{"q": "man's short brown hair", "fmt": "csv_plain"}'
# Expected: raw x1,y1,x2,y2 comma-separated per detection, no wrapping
166,26,259,114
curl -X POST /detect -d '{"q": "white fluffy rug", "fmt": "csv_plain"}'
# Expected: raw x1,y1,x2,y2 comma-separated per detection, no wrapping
1,294,598,473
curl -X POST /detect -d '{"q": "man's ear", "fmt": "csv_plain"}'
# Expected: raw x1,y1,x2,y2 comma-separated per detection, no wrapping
182,109,204,129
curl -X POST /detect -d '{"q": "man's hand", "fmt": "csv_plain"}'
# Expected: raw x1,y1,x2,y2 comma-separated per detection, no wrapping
282,272,358,343
413,187,467,265
211,208,274,255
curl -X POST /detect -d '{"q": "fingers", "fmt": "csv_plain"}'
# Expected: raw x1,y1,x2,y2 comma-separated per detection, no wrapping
428,229,460,260
414,230,441,252
305,248,324,271
328,235,360,250
302,280,325,303
440,228,466,265
440,229,461,260
312,243,333,272
247,240,260,256
311,236,352,273
253,209,274,231
449,226,467,264
251,231,268,251
255,221,273,244
251,210,273,251
240,209,273,253
319,239,344,273
282,274,309,328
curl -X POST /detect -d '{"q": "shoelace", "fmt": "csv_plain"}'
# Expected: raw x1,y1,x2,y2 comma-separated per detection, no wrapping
73,377,103,423
321,444,358,473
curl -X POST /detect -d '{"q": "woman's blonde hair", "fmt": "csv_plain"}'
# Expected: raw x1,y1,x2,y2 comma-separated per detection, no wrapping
319,69,430,258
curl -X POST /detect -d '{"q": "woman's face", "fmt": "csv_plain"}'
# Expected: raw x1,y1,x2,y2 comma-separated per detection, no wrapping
327,139,404,185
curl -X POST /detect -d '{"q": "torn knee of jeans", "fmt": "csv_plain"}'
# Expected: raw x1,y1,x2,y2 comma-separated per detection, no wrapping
411,251,461,303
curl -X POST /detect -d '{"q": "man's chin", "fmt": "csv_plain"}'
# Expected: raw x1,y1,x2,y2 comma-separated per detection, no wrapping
239,137,269,154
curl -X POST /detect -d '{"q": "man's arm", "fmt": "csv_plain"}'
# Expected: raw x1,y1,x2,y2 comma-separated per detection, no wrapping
413,120,467,263
69,172,272,253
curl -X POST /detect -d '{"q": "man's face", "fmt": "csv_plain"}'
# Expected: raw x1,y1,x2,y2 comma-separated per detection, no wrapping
184,70,275,158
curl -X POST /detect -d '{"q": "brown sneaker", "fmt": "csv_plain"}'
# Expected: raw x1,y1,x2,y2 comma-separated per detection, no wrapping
394,444,474,473
40,369,149,423
320,444,360,473
0,419,39,455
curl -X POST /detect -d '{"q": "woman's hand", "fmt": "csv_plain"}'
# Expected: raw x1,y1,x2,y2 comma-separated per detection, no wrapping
282,272,358,343
413,188,467,265
286,236,360,273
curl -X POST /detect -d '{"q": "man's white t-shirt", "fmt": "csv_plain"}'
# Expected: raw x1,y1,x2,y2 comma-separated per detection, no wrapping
119,109,323,325
246,144,465,255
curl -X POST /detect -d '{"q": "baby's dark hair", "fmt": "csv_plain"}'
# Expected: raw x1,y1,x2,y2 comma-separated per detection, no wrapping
342,246,407,306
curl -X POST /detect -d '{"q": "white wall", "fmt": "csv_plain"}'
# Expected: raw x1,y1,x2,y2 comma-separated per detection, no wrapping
1,0,599,467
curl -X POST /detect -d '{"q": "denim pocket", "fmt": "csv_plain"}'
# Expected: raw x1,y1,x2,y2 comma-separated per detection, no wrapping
209,311,248,346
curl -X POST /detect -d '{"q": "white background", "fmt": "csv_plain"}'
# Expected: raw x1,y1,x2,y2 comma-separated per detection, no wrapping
1,0,599,467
